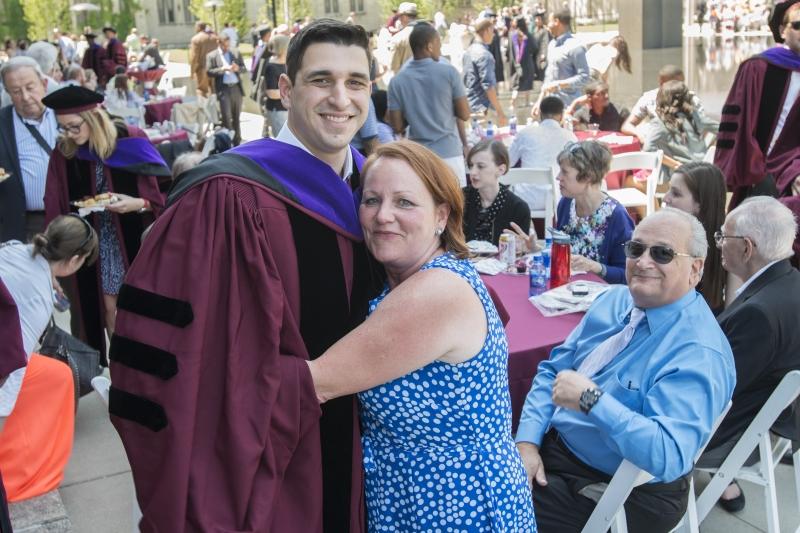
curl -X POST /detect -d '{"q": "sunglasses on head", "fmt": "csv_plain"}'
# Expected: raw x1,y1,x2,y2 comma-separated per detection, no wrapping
623,240,694,265
66,213,94,254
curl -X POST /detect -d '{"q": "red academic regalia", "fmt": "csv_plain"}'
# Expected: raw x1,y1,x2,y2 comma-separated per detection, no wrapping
81,42,109,86
715,50,800,209
0,279,26,533
102,38,128,81
43,132,167,362
109,139,382,532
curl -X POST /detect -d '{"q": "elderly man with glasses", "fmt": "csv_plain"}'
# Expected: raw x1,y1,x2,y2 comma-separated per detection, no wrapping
0,56,59,242
516,207,736,532
696,196,800,513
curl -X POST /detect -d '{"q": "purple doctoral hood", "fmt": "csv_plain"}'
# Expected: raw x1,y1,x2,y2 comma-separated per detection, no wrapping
759,46,800,71
77,137,170,175
230,138,366,239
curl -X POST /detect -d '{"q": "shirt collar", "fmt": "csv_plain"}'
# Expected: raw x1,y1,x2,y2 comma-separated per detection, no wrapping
540,118,563,128
555,32,572,45
276,123,354,181
630,288,698,334
15,107,54,127
735,259,782,298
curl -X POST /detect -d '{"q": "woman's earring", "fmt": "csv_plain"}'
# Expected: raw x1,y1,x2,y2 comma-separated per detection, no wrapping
435,228,443,237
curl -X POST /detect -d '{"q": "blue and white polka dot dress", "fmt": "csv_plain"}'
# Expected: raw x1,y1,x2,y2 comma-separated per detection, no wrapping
358,253,536,532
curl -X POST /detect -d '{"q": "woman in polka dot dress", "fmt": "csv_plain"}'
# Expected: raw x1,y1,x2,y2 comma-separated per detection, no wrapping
309,141,536,532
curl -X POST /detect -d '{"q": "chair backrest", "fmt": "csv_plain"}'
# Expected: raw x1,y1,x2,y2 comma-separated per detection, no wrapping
694,370,800,524
609,150,663,216
500,167,556,227
581,400,732,533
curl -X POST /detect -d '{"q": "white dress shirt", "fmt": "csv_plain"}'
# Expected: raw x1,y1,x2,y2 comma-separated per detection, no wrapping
276,123,354,181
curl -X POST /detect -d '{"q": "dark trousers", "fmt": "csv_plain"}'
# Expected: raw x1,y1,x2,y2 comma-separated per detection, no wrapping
533,431,690,533
24,210,46,242
218,84,243,146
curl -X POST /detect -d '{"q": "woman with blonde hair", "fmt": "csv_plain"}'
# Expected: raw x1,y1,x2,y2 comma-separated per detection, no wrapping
42,85,168,360
308,140,536,531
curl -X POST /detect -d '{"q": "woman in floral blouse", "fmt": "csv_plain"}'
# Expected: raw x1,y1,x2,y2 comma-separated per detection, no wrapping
555,140,634,284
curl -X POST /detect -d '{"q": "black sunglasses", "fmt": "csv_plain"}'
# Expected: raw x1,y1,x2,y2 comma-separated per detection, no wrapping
623,240,694,265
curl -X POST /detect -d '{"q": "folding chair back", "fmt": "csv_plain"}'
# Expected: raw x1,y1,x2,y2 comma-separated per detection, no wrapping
693,370,800,533
605,150,663,217
500,167,557,228
581,401,732,533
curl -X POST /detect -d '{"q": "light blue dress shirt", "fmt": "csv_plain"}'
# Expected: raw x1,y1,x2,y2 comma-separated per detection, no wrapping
12,107,58,211
543,32,591,106
516,286,736,482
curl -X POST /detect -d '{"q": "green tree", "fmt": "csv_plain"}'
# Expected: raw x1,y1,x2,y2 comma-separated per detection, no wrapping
0,0,29,40
189,0,247,36
20,0,70,40
256,0,309,26
82,0,139,40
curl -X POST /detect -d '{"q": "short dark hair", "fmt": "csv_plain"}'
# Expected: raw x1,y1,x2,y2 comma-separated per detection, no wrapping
539,96,565,118
467,139,509,171
409,22,438,56
285,19,371,84
553,8,572,26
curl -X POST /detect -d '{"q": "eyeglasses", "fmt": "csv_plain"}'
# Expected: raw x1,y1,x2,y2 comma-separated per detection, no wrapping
623,240,694,264
789,21,800,31
713,231,751,247
57,119,85,135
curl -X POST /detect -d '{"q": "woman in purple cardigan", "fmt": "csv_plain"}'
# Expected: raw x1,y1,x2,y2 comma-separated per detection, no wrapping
555,141,634,284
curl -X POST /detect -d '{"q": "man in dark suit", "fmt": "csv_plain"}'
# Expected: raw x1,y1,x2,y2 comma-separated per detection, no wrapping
206,34,246,145
0,57,58,243
699,196,800,512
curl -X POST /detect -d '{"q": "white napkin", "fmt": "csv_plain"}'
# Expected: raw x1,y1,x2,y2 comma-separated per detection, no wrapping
473,258,508,275
530,281,610,317
467,240,499,255
599,134,636,145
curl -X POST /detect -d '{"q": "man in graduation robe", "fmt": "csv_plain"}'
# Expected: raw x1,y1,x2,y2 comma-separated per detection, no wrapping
109,20,382,532
715,0,800,209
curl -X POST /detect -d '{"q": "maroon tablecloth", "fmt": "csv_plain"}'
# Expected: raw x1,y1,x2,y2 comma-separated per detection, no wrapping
575,131,641,189
482,272,602,430
144,97,182,126
148,129,189,145
126,68,166,83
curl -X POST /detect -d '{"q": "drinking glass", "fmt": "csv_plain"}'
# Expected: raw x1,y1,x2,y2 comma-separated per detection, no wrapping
588,123,600,137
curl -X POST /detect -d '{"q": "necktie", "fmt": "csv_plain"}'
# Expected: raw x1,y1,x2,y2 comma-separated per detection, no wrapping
577,308,646,378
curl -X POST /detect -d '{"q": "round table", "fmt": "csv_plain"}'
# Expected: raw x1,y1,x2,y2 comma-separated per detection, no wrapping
482,271,603,431
144,97,182,126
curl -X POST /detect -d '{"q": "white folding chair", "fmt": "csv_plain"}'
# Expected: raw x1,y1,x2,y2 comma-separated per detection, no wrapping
604,150,663,217
500,167,557,228
581,401,732,533
690,370,800,533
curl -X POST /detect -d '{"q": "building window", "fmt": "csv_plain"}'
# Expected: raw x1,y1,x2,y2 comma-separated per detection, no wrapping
325,0,331,13
182,0,194,24
349,0,363,12
157,0,175,24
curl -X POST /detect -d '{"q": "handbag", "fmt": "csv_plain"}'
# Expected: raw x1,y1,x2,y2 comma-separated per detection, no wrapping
39,320,103,402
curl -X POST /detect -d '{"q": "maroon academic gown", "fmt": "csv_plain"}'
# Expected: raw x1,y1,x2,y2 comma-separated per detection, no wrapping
103,38,128,81
0,279,26,532
82,42,109,86
715,49,800,209
43,135,166,362
109,139,379,532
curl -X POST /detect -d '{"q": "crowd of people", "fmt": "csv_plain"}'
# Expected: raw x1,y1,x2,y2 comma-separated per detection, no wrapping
0,0,799,531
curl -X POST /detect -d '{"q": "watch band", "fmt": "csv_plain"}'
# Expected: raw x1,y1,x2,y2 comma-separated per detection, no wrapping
579,387,603,414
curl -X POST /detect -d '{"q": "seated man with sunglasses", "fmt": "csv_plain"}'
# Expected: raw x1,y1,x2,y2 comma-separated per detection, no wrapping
696,196,800,513
516,207,735,532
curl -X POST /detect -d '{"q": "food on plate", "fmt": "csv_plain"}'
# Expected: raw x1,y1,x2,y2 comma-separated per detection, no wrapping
72,193,119,208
